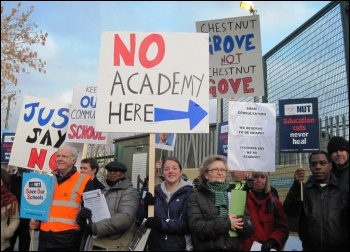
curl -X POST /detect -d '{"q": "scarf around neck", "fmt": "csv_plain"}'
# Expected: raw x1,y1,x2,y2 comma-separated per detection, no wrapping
206,181,230,217
1,185,18,216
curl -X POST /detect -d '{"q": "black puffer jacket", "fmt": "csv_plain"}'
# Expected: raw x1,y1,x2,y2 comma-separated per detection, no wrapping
283,174,349,251
188,183,254,251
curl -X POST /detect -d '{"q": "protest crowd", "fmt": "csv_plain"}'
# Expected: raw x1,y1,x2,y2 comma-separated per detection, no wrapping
0,135,348,252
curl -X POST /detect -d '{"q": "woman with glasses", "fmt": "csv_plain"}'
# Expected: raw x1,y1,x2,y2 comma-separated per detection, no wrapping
187,155,254,251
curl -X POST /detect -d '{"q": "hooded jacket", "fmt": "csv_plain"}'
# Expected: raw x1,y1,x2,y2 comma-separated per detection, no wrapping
146,179,194,251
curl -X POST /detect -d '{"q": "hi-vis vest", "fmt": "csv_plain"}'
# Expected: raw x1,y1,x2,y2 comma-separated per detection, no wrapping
40,172,90,232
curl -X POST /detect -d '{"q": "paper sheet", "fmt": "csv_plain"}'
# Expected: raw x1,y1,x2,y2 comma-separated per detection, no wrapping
251,241,276,251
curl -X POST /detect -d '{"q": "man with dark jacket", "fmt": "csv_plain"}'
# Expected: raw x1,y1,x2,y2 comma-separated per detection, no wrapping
283,151,349,251
327,136,349,189
80,160,139,251
80,157,105,190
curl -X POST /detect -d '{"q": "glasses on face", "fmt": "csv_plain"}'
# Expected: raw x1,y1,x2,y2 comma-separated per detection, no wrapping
207,168,227,173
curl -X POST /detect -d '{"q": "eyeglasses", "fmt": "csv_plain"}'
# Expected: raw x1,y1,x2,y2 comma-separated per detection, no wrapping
207,168,227,173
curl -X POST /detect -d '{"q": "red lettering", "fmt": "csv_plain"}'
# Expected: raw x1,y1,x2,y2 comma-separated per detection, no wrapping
68,124,106,140
228,78,241,93
27,148,57,171
209,77,255,97
27,148,47,169
49,152,57,170
242,77,254,93
113,33,164,69
139,34,165,68
114,33,136,66
218,79,229,94
209,80,217,98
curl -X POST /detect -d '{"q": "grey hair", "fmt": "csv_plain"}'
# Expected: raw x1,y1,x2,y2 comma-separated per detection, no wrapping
70,147,78,159
252,171,271,194
198,155,227,183
58,145,78,159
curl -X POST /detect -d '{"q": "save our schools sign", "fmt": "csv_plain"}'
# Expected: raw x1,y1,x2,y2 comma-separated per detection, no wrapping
20,172,56,222
279,97,320,153
196,15,264,99
95,32,209,133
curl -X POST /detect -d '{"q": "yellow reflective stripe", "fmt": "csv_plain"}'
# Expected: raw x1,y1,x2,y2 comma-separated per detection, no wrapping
51,173,87,207
71,174,86,202
52,200,80,208
49,217,77,225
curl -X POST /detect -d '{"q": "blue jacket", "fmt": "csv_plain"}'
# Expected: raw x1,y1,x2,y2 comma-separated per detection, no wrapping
146,180,194,251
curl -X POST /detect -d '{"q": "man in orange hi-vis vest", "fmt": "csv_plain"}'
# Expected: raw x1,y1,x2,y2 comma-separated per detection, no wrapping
29,145,94,251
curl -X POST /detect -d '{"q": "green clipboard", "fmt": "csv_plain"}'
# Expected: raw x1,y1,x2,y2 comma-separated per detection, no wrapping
229,185,247,237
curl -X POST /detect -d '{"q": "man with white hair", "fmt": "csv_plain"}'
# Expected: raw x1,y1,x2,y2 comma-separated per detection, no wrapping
29,145,94,251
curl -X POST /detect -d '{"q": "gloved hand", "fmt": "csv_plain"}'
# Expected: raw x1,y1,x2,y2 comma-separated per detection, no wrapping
143,192,156,206
242,178,254,192
145,217,162,230
76,207,92,225
85,218,93,234
261,239,277,251
246,178,254,188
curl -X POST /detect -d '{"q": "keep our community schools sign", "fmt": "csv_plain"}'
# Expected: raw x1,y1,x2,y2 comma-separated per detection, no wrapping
95,32,209,133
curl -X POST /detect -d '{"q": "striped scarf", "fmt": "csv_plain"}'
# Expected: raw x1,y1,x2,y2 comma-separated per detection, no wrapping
206,181,230,217
1,185,18,217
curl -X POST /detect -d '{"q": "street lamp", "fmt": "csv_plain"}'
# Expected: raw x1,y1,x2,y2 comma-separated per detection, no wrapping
5,93,16,130
240,1,257,15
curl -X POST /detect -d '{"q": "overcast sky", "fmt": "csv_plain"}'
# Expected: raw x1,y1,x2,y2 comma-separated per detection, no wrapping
1,1,330,132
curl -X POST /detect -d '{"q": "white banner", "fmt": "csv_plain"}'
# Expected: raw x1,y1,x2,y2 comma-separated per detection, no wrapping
228,101,276,172
95,31,209,133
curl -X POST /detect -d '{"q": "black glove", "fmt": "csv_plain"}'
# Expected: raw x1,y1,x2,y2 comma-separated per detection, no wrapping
246,178,254,188
85,218,93,234
76,207,92,224
261,239,277,251
145,217,162,230
144,192,156,206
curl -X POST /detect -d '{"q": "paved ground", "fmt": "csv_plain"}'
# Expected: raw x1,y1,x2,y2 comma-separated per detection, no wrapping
14,231,38,251
14,231,302,251
284,235,303,251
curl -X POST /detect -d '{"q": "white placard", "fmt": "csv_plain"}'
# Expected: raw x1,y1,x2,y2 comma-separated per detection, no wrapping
95,31,209,133
228,101,276,172
66,85,108,144
196,15,264,99
9,95,84,173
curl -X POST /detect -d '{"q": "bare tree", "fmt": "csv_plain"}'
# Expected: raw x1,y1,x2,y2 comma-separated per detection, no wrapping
1,2,48,124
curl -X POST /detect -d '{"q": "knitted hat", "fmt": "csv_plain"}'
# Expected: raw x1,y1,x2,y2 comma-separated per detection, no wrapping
327,136,349,154
105,161,127,172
